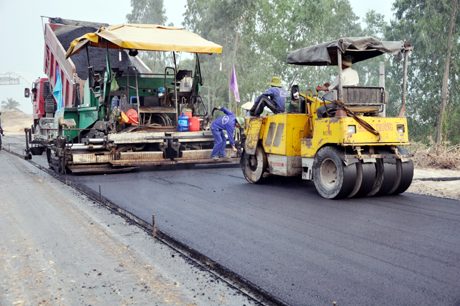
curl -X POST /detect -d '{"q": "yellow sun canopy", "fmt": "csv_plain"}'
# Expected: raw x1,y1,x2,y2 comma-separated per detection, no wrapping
65,24,223,58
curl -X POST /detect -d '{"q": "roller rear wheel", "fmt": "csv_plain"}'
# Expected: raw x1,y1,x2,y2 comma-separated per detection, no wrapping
367,159,385,196
348,162,363,198
353,162,377,197
389,146,414,195
242,146,267,184
372,161,397,196
313,146,357,199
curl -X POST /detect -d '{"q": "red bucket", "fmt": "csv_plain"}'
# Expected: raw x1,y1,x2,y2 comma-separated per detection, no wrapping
126,109,138,124
189,117,200,131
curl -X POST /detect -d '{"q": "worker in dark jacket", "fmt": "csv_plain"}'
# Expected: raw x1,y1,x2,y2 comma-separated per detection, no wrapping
210,106,240,159
250,76,289,116
0,112,3,150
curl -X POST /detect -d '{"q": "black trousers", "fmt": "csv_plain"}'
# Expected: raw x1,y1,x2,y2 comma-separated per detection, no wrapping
251,95,282,116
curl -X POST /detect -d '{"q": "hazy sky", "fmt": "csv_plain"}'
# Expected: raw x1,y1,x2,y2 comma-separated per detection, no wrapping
0,0,395,114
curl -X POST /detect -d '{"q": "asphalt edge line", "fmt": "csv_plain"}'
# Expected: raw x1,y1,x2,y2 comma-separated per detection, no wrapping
413,177,460,181
4,147,289,306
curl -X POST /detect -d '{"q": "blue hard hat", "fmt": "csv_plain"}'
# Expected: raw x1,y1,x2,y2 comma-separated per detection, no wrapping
158,87,165,93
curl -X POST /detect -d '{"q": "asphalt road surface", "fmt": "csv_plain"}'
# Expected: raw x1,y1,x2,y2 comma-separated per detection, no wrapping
4,135,460,305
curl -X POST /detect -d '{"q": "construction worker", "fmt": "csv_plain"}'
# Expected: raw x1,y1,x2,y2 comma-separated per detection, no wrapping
250,76,289,116
210,106,241,160
315,54,359,101
0,112,3,150
32,88,38,102
314,54,359,117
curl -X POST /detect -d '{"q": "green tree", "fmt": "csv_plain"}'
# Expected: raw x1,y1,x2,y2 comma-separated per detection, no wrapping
385,0,460,145
126,0,167,25
184,0,264,115
126,0,172,73
183,0,362,115
1,98,20,111
353,11,389,88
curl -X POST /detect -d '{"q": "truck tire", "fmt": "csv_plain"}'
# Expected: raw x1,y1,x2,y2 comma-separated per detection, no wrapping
313,146,357,199
242,146,267,184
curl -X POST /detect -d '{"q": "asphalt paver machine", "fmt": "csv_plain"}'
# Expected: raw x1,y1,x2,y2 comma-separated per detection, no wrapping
25,18,241,174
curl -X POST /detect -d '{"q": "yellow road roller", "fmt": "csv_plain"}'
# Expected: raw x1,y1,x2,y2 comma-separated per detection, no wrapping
241,37,414,199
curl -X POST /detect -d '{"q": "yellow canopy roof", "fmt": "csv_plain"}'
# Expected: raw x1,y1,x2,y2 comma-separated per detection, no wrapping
65,24,222,58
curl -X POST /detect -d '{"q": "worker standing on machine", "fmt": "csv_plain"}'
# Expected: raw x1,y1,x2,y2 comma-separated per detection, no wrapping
0,112,4,150
210,106,241,160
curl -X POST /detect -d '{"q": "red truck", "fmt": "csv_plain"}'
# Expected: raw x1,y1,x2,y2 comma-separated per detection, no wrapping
26,17,149,139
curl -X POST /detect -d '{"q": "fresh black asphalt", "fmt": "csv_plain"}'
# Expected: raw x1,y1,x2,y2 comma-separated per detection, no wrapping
69,165,460,306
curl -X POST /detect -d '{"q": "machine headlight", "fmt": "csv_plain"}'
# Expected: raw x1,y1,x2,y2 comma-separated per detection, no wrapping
397,124,405,133
348,125,356,134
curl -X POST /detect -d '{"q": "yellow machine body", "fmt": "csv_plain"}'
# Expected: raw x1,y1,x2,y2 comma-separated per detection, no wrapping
245,102,410,160
242,92,413,199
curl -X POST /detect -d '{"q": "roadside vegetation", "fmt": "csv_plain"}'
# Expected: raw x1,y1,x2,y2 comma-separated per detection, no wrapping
409,139,460,170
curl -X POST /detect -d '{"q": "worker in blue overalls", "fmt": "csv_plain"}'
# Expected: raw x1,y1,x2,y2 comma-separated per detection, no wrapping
210,106,241,160
0,112,3,150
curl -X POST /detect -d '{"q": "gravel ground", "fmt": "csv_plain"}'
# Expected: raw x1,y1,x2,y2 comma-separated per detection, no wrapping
409,168,460,201
0,150,257,306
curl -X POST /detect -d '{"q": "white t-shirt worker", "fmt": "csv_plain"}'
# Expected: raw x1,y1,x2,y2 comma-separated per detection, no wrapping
316,55,359,101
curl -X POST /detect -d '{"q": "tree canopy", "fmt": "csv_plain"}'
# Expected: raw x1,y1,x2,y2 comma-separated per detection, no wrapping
127,0,460,145
384,0,459,144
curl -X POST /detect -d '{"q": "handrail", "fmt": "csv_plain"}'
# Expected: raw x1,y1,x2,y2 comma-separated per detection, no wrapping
126,66,141,125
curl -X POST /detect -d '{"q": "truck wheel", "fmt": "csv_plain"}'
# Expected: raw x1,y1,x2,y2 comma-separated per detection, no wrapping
389,146,414,195
313,146,357,199
242,146,267,184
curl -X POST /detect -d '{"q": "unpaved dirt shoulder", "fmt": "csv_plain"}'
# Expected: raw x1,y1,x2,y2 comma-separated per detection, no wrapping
409,168,460,201
0,110,33,134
